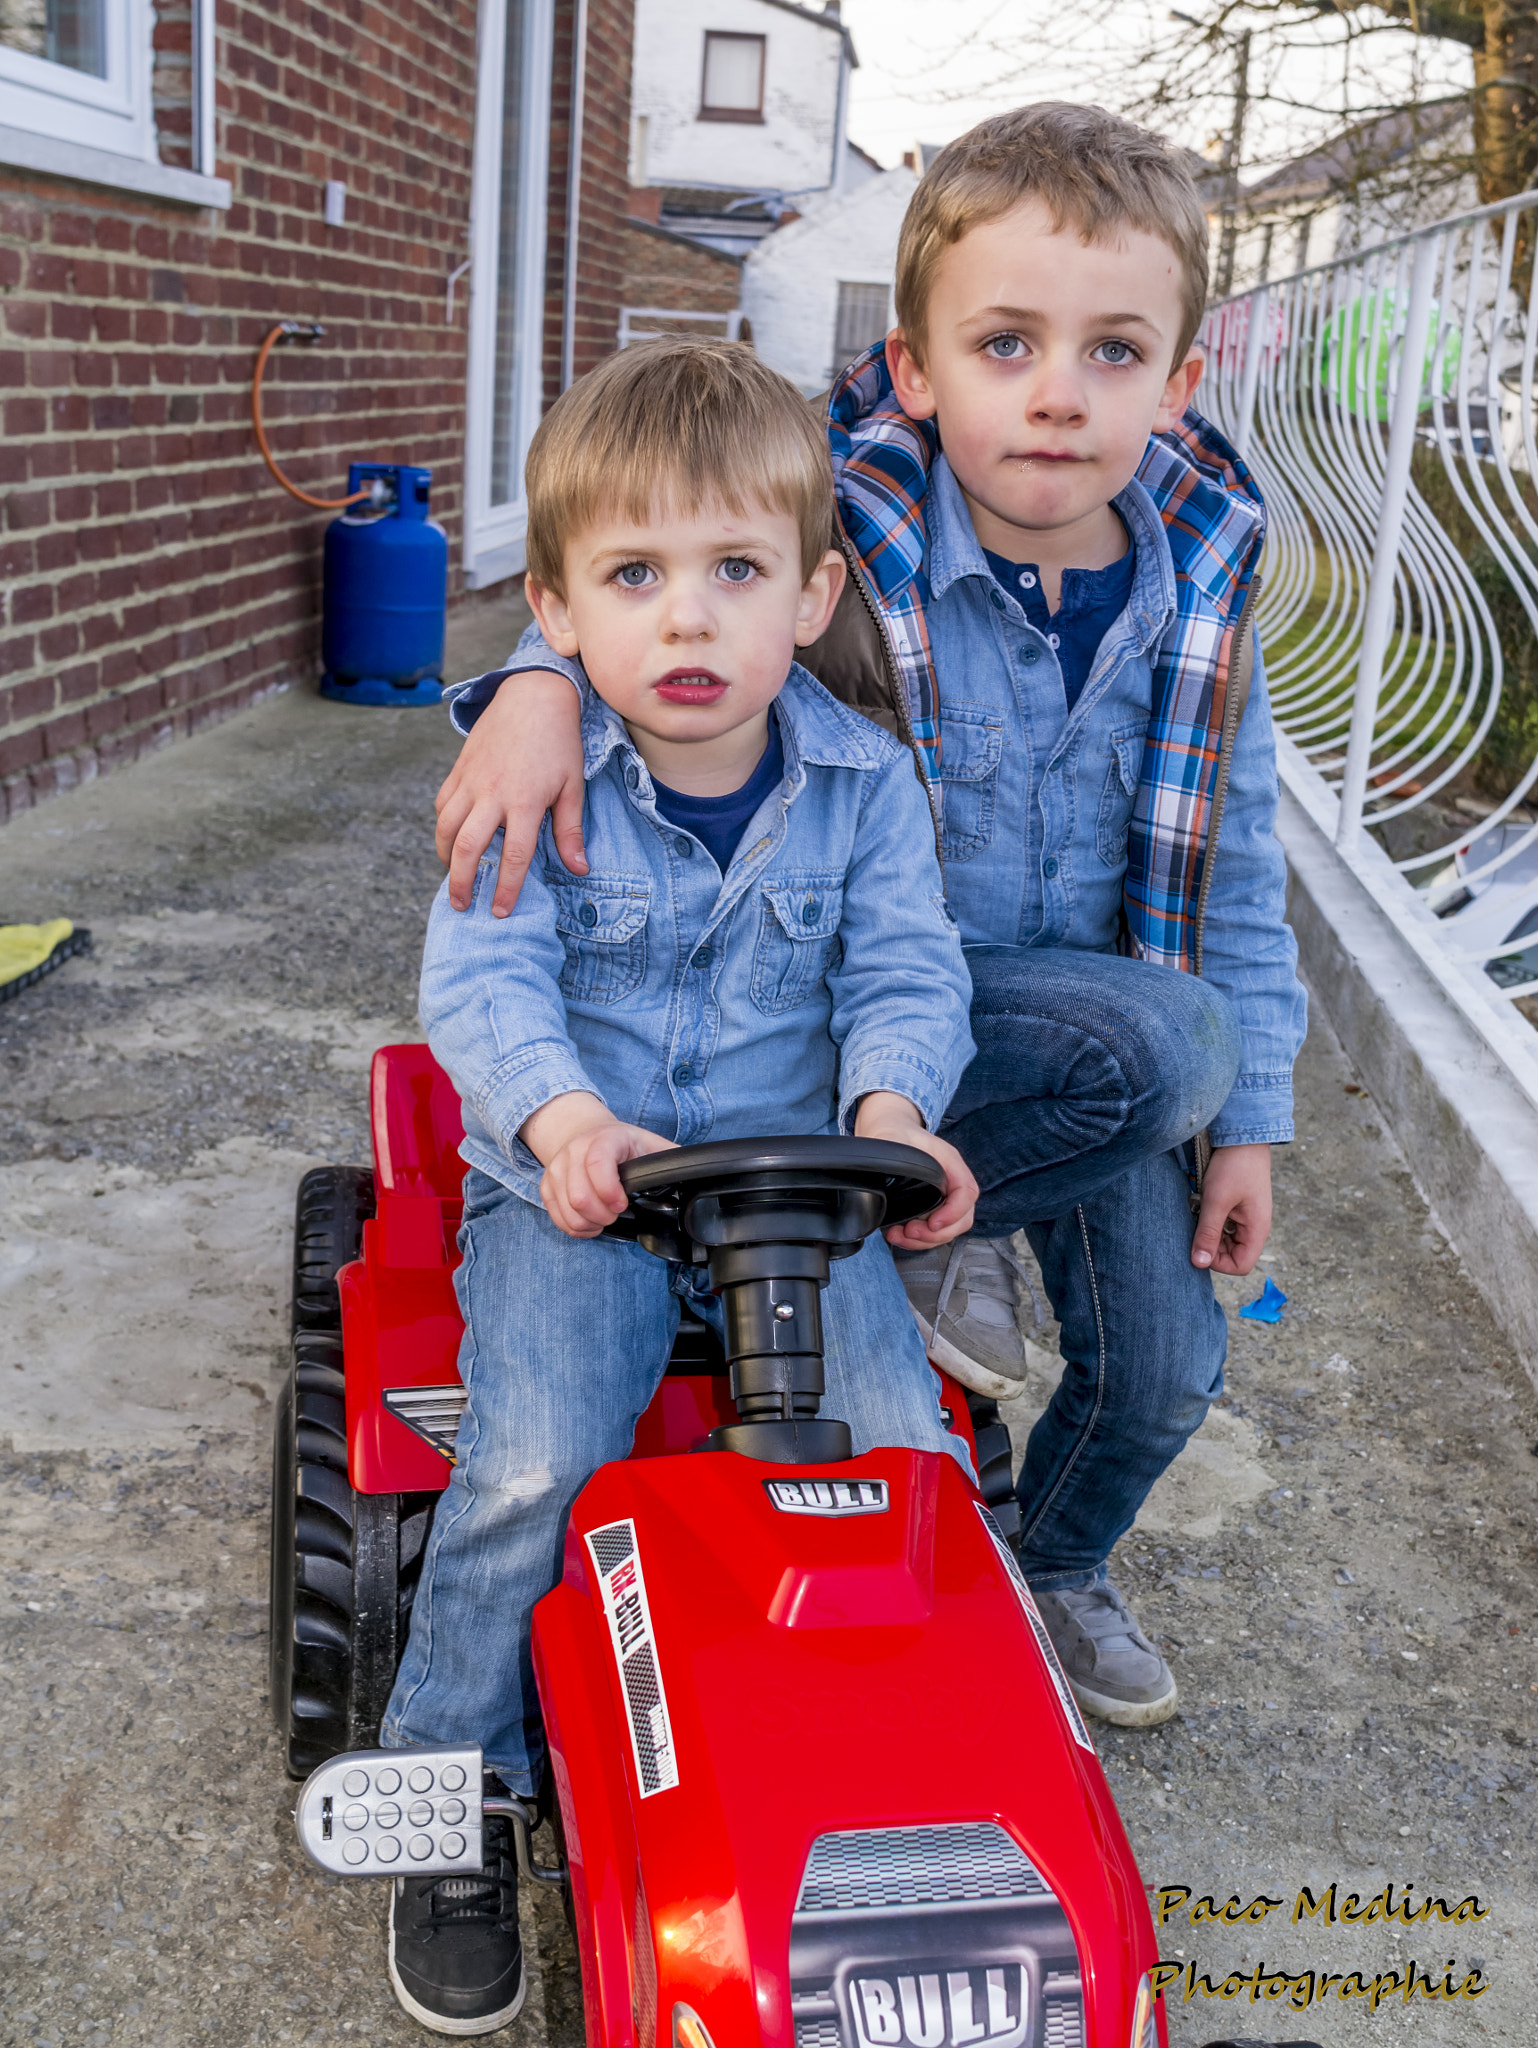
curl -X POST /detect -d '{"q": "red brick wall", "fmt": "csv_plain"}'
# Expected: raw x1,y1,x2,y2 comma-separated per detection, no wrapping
0,0,634,824
622,218,742,317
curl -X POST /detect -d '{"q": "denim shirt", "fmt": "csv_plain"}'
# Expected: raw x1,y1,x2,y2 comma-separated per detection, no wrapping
424,665,975,1205
919,455,1303,1146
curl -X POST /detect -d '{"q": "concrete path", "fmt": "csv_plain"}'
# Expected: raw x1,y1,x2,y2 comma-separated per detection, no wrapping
1,642,1534,2046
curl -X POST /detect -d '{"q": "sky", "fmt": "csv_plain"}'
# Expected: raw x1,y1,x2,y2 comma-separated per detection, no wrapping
838,0,1473,185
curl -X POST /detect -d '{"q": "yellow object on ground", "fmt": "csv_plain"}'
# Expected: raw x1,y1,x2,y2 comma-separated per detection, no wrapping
0,919,91,1002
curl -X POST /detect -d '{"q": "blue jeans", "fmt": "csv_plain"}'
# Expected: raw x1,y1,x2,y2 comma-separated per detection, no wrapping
939,947,1240,1590
382,1170,970,1793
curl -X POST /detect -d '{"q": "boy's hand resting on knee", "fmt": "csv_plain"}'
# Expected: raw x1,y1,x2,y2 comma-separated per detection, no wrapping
522,1093,676,1237
1191,1142,1272,1275
435,671,589,917
854,1092,978,1251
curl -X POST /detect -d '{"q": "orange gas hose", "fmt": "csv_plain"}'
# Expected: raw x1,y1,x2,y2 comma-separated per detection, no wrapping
251,324,372,511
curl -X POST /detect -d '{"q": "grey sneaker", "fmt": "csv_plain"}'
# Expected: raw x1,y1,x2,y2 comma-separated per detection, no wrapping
900,1235,1036,1398
1034,1579,1178,1727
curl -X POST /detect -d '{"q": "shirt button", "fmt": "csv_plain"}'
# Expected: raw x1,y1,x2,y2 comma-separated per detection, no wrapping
624,764,639,790
691,944,712,970
801,898,822,924
1043,856,1059,879
674,835,693,857
1017,570,1038,590
1048,632,1061,650
1021,647,1039,664
672,1062,694,1087
578,901,598,928
989,588,1005,610
1047,755,1063,773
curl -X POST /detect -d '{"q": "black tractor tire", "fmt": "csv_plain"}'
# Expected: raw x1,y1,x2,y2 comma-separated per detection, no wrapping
291,1163,375,1335
965,1388,1021,1543
269,1332,440,1776
272,1160,439,1776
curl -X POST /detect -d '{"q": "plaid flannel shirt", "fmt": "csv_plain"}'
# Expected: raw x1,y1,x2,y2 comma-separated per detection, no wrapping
826,346,1266,974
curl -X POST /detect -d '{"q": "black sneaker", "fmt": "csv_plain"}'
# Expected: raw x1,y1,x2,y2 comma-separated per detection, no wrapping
388,1811,525,2036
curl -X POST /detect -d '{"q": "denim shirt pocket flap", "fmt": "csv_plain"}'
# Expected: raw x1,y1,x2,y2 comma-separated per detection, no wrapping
751,877,844,1015
1096,723,1145,867
549,876,650,1004
550,879,650,943
938,707,1004,782
760,881,844,943
1111,724,1143,796
937,706,1004,864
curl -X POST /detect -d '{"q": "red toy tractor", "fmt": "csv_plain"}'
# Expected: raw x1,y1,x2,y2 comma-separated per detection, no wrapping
271,1045,1173,2046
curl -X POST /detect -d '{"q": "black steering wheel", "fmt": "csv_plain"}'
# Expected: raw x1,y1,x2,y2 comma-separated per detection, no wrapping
604,1135,946,1263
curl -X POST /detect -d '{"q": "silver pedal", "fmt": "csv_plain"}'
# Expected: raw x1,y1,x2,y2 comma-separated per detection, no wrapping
294,1744,484,1877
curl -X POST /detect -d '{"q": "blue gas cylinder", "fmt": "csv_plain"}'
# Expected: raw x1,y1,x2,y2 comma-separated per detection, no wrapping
320,463,448,706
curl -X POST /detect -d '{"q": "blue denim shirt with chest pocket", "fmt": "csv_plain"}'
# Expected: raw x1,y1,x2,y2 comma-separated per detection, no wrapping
422,664,976,1206
921,454,1303,1146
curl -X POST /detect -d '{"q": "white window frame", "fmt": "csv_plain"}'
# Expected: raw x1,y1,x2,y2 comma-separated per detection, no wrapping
463,0,555,590
0,0,229,206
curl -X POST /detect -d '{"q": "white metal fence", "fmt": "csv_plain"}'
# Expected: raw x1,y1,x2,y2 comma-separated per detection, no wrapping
1202,191,1538,1078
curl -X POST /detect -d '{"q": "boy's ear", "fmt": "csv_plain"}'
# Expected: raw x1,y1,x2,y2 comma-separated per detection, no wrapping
525,577,581,659
886,331,936,421
794,547,847,646
1153,349,1205,435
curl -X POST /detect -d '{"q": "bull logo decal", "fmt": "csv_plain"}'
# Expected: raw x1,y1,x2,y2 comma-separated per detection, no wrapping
850,1965,1029,2048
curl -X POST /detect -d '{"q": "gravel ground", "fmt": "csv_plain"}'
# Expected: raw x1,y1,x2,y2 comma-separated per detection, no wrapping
1,637,1534,2048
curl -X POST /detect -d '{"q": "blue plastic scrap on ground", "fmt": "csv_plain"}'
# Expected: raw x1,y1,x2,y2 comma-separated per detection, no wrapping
1239,1276,1288,1324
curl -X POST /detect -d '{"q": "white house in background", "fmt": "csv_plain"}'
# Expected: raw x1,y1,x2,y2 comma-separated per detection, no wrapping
1225,99,1472,294
742,166,918,395
628,0,875,260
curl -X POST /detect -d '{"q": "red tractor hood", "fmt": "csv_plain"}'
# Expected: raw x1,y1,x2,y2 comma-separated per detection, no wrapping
532,1448,1159,2048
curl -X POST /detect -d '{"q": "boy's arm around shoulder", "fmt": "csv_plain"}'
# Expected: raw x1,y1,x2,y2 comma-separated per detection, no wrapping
419,829,602,1166
825,741,975,1134
1199,631,1308,1146
441,621,584,736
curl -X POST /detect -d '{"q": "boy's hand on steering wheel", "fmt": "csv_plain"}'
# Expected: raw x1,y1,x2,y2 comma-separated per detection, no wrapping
853,1092,978,1250
522,1093,676,1237
435,670,589,917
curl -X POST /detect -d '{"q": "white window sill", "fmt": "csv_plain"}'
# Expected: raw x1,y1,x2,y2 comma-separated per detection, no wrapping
0,123,231,208
465,527,527,591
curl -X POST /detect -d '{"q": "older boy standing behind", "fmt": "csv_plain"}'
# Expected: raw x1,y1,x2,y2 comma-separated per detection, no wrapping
434,106,1308,1734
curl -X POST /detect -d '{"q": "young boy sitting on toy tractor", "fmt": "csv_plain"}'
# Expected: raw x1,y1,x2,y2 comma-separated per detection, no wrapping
379,337,982,2034
436,103,1307,1738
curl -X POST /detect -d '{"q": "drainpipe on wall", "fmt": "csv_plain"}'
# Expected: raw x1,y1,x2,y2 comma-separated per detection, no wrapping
827,5,850,197
560,0,590,392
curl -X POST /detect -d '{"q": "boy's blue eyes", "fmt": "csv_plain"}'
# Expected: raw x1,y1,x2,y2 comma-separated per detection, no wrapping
981,335,1142,365
611,559,757,586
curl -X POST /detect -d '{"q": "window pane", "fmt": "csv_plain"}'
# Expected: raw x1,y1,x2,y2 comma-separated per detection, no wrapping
834,283,890,366
702,34,762,113
0,0,106,76
489,0,526,510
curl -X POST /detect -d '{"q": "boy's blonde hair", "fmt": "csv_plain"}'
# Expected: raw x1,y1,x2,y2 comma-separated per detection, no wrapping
524,337,833,595
896,103,1210,367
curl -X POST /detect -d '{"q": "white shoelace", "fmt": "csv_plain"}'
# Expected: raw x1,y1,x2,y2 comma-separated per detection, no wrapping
933,1235,1048,1333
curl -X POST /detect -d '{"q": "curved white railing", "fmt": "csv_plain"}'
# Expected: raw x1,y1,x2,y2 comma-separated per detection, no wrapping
1201,193,1538,1022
